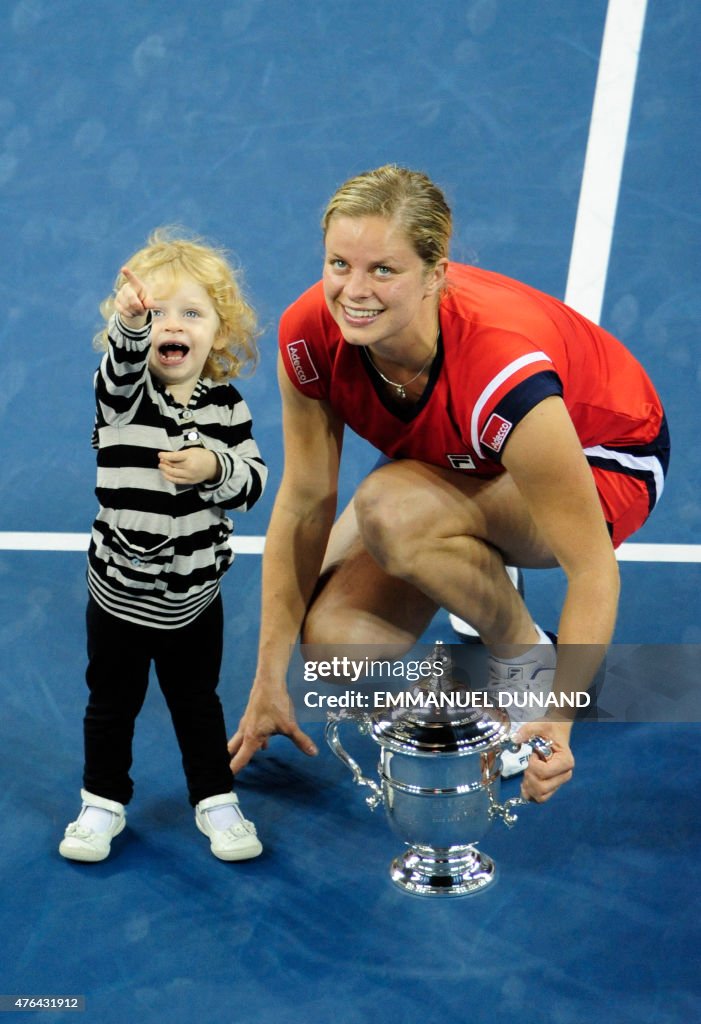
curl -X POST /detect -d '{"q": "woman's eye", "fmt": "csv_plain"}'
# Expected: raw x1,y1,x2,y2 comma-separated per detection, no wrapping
375,265,392,277
330,258,347,270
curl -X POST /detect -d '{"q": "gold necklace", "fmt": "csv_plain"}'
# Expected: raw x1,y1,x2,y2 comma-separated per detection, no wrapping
365,337,438,400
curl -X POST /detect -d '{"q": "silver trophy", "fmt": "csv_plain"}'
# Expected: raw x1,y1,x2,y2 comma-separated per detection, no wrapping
325,643,551,897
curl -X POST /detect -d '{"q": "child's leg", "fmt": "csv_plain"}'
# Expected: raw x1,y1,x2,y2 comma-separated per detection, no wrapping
83,597,152,805
152,595,232,807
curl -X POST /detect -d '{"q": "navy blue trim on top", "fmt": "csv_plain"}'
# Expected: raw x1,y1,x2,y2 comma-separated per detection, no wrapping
482,370,563,463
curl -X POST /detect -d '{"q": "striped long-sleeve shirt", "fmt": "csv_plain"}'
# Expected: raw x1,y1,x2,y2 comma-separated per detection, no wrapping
87,314,267,628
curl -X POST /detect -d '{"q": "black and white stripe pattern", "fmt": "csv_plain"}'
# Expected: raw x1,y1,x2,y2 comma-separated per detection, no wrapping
87,315,267,628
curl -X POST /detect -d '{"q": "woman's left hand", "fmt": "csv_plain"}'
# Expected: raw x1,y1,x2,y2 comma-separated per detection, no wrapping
512,720,575,803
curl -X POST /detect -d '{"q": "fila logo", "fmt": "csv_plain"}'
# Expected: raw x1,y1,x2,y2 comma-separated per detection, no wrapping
480,413,513,453
286,340,319,384
447,454,476,471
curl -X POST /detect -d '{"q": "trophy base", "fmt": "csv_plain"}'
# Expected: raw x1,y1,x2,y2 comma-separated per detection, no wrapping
390,844,497,897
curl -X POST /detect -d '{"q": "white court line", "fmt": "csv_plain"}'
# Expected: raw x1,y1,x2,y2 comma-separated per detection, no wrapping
0,533,265,554
0,7,673,568
615,545,701,564
564,0,648,323
0,533,698,562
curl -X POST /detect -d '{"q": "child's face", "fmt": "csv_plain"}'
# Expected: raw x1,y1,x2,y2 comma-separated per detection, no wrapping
145,273,223,399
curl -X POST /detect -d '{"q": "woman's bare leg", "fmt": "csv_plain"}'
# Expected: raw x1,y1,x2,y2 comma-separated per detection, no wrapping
303,459,558,650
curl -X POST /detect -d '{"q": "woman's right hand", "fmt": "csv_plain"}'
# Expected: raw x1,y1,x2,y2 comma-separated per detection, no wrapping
228,683,318,774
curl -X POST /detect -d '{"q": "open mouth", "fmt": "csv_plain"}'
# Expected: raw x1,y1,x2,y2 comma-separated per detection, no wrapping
342,306,383,325
156,342,190,365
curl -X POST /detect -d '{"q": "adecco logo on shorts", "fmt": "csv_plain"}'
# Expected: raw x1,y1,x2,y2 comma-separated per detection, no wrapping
480,413,513,453
287,340,319,384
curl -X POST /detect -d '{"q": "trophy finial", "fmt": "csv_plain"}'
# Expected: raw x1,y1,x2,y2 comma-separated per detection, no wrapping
428,639,451,692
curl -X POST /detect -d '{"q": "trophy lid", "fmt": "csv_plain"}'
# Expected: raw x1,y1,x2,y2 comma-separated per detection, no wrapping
370,702,509,754
369,642,510,754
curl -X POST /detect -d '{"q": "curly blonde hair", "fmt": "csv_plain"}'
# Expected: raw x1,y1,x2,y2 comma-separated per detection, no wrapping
95,228,260,381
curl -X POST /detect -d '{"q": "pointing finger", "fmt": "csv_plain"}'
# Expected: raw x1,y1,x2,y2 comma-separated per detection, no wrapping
120,266,154,308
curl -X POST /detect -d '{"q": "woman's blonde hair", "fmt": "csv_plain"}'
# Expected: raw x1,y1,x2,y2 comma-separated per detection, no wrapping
95,228,259,381
321,164,452,269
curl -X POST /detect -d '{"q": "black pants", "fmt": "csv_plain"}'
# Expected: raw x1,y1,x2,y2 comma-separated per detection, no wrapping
83,595,232,807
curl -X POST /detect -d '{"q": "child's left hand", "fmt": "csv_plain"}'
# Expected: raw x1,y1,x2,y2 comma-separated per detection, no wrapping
158,449,220,486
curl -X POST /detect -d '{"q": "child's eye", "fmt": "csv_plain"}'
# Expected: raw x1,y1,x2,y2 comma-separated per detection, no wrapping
184,310,200,318
152,308,164,317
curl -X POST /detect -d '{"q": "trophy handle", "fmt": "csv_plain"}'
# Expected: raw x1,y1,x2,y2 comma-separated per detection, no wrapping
490,735,554,827
325,713,383,811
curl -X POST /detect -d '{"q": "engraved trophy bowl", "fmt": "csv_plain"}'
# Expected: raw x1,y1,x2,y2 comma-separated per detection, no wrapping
325,644,550,897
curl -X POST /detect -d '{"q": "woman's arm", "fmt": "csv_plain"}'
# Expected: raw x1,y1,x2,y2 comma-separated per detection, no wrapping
501,395,620,800
502,395,619,646
228,357,345,772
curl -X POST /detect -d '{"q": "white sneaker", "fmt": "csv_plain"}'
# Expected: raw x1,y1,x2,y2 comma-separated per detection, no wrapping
449,566,524,641
195,793,262,861
487,644,556,721
59,789,126,862
500,743,533,778
488,632,556,777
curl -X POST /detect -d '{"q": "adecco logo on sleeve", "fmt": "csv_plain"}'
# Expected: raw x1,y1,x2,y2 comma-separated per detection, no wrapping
480,413,513,453
286,340,319,384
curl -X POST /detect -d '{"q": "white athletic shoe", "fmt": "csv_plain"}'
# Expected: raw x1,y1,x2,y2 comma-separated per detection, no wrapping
449,566,524,642
59,790,126,862
500,744,533,778
195,793,262,861
488,633,557,778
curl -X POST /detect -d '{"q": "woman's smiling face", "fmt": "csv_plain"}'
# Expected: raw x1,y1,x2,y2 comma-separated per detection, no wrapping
322,215,444,351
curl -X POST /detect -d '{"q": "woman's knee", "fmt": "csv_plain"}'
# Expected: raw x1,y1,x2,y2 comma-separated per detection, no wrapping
301,601,393,647
300,566,430,650
353,463,453,575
